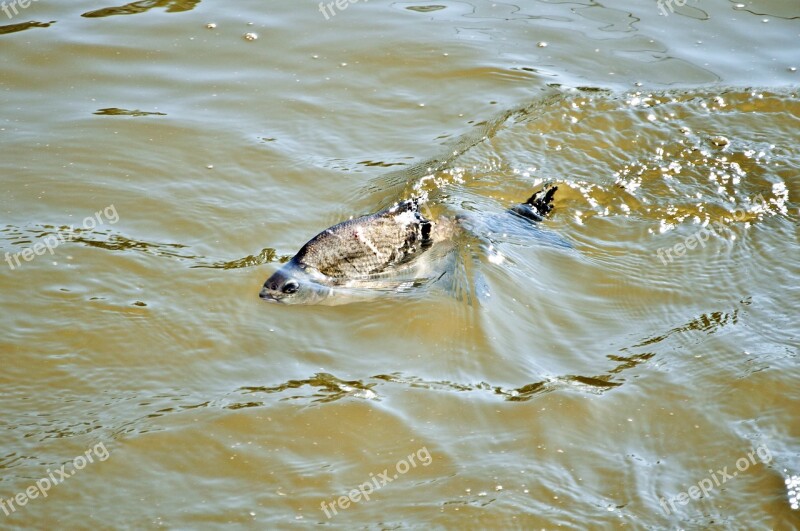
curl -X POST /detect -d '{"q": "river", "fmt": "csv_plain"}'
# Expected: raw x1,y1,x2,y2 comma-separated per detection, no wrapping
0,0,798,528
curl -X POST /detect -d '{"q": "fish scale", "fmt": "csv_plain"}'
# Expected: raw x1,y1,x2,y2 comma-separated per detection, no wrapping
295,201,432,279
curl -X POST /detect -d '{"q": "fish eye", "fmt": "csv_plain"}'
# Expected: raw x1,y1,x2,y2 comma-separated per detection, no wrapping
282,280,299,294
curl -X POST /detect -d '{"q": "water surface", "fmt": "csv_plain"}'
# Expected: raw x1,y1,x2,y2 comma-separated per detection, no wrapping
0,0,798,528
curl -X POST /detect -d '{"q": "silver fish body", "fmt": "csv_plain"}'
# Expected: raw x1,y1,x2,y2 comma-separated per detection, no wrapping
260,200,450,304
259,185,558,305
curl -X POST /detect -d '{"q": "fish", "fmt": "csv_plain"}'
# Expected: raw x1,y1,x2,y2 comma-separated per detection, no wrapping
259,185,558,305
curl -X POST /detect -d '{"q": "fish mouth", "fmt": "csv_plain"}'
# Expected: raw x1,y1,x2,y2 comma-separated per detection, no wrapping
259,289,283,303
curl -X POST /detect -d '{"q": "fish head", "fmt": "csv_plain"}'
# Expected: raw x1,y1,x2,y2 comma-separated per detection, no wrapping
259,260,332,305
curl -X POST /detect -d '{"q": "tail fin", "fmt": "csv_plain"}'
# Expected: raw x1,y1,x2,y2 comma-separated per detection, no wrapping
511,184,558,222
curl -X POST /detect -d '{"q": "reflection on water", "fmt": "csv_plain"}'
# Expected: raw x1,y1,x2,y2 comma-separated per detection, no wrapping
93,107,167,117
82,0,202,18
0,0,797,527
0,20,54,35
212,299,749,407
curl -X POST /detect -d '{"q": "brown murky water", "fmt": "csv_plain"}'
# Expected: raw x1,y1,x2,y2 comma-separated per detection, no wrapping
1,0,798,528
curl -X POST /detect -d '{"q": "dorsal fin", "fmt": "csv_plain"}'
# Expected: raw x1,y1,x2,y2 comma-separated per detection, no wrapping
511,184,558,222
